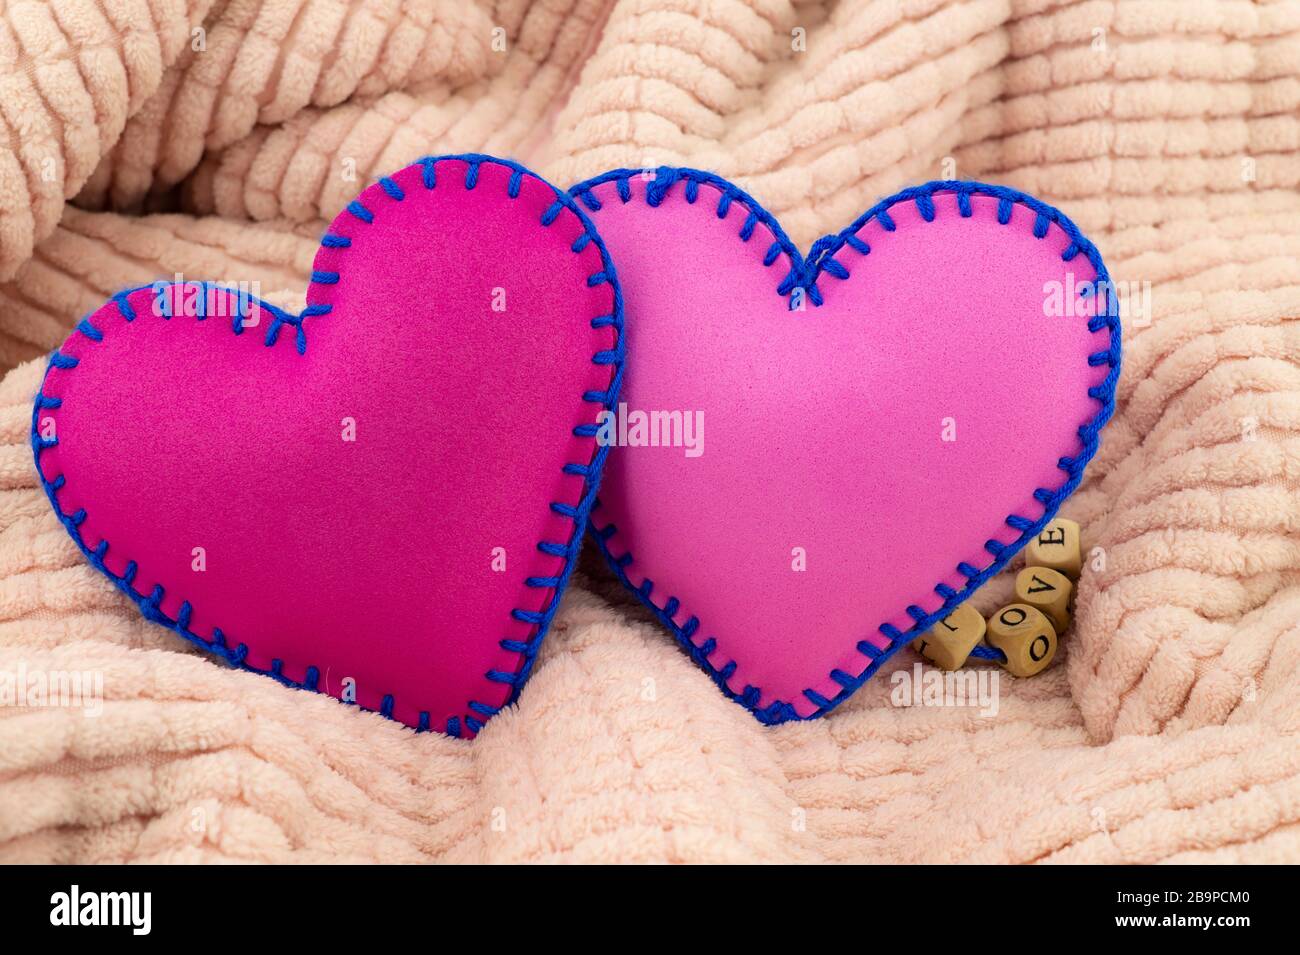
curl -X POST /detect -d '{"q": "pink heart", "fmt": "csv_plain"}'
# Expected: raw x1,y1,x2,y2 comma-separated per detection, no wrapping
33,155,623,737
572,169,1119,723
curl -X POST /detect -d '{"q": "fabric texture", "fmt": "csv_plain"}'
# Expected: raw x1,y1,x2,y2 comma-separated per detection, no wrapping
1,0,1298,863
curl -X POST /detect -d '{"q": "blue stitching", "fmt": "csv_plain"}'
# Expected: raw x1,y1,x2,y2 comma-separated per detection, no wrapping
595,168,805,307
540,200,564,227
136,279,300,344
32,154,626,740
569,168,1121,726
113,293,135,320
76,318,103,342
968,644,1007,662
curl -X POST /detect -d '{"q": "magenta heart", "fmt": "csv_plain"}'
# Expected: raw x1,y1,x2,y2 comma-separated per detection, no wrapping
33,155,623,737
571,168,1120,723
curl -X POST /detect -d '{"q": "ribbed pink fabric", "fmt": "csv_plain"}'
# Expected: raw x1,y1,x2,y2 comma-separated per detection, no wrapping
0,0,1296,863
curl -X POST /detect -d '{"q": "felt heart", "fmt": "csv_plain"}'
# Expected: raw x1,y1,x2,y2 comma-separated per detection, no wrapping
33,155,623,737
571,168,1120,724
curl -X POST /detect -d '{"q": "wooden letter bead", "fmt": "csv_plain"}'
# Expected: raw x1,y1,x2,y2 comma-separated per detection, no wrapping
1014,566,1073,634
912,604,986,670
1024,517,1082,579
987,603,1057,677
